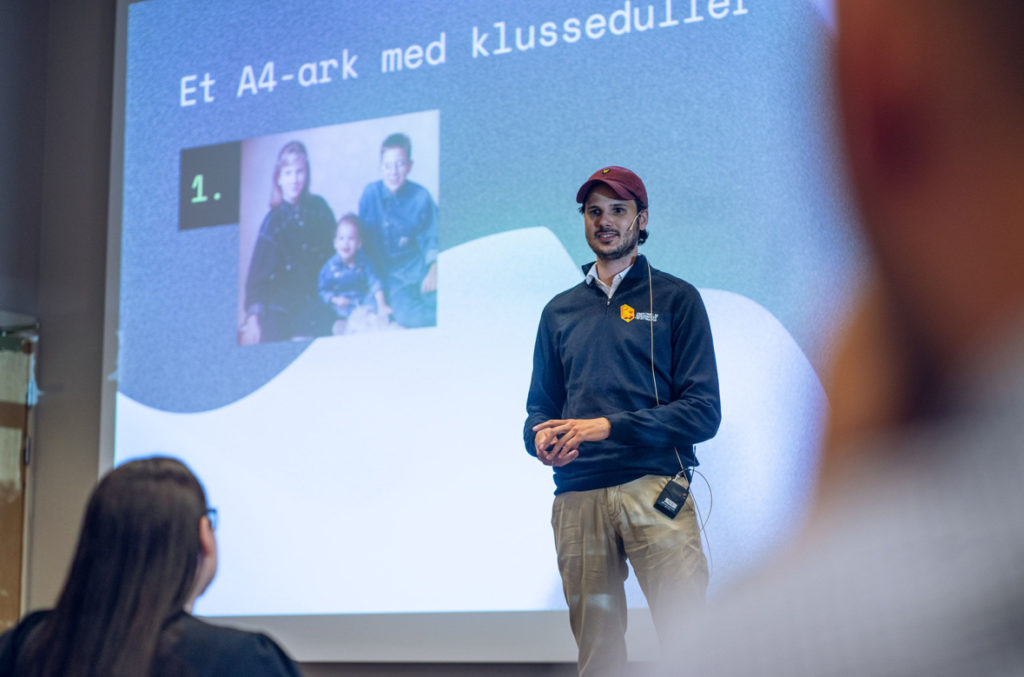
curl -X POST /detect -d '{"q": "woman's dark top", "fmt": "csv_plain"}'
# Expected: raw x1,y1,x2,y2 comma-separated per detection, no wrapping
245,193,337,342
0,610,303,676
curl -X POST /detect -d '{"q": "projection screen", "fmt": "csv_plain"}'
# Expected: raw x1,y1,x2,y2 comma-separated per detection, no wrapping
103,0,860,662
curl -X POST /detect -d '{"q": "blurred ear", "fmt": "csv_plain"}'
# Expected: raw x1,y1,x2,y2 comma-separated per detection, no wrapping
836,1,933,209
198,515,216,558
186,515,218,612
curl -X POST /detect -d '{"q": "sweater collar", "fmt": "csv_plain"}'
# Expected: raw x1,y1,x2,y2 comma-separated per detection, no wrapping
581,254,648,279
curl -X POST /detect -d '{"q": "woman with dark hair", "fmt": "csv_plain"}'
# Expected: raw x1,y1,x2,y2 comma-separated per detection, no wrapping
0,457,302,676
240,140,337,344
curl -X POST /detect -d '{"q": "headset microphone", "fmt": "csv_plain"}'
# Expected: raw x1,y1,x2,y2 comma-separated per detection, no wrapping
626,213,640,232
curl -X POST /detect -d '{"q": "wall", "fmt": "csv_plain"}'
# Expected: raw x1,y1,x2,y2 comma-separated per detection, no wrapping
0,1,47,315
22,0,114,613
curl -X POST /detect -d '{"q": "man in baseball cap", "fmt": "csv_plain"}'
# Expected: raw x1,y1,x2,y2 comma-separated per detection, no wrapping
524,166,721,675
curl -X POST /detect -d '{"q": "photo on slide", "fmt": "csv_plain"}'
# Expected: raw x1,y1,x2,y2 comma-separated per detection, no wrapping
236,111,440,345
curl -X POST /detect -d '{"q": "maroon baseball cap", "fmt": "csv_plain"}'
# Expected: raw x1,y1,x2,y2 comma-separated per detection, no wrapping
575,166,648,206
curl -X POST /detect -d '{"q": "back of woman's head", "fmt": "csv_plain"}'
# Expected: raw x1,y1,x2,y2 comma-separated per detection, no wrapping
21,457,209,677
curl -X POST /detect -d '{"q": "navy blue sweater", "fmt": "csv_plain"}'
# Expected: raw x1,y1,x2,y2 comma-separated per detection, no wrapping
524,255,721,494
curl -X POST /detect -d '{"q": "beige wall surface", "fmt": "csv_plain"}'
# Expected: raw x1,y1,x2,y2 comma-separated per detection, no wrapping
25,0,114,612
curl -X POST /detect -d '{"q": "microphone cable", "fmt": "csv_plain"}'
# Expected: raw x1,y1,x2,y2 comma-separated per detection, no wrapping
646,256,715,578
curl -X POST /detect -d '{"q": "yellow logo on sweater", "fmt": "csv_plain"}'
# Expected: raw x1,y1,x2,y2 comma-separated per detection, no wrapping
620,304,635,322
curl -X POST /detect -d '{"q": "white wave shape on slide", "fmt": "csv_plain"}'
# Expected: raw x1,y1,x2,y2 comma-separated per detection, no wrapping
116,227,825,616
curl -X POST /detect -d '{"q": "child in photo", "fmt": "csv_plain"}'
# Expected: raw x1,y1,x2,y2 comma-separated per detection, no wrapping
358,133,438,329
318,213,391,335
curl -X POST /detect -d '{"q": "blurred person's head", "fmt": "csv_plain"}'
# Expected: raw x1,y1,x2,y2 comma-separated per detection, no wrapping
271,140,310,207
834,0,1024,420
19,457,217,676
380,133,412,193
334,213,364,265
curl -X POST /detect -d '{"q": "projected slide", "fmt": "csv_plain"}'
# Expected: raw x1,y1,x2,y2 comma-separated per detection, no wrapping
112,0,859,619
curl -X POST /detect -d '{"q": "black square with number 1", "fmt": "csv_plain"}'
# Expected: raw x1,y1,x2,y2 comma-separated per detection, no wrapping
179,141,241,230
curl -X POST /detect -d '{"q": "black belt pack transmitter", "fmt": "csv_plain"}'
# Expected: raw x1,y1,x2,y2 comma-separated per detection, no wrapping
654,476,690,519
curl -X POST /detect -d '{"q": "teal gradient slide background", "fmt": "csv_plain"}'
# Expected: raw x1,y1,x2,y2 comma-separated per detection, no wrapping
111,0,862,621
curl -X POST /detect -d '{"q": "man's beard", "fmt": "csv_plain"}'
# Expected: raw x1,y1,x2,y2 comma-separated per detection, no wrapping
588,226,639,261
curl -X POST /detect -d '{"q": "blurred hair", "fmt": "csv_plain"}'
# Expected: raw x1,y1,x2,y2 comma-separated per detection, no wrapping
381,132,412,160
980,2,1023,80
635,198,649,245
269,140,311,208
945,0,1024,92
19,457,208,677
336,212,364,237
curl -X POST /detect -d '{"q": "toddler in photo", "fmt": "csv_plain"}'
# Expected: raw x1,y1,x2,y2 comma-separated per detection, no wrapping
318,213,391,334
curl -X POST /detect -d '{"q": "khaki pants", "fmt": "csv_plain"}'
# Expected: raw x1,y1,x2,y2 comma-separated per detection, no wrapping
552,474,708,676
